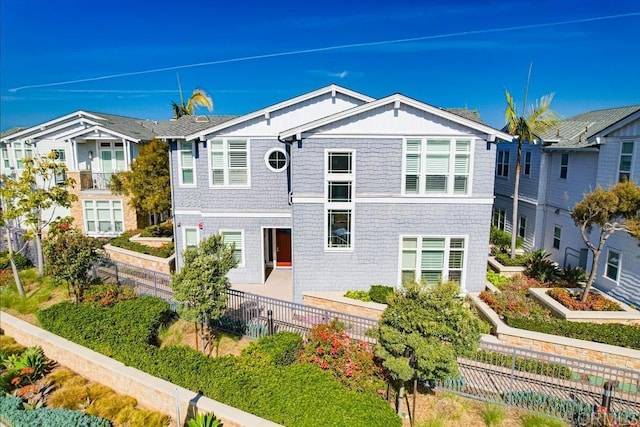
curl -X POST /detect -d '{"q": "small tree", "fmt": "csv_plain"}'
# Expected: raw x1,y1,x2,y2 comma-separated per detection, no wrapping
171,234,238,355
571,180,640,302
376,280,483,385
0,153,77,277
110,139,171,225
43,228,99,303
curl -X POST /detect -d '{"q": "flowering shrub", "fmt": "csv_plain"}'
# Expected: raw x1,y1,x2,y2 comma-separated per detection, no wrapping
479,274,551,321
547,288,622,312
300,320,385,394
83,284,138,308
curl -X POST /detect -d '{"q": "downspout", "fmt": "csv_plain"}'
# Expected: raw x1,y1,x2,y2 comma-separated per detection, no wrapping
277,135,295,206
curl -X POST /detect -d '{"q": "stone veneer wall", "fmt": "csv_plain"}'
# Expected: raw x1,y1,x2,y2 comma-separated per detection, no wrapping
103,244,175,274
0,312,280,427
303,292,385,319
307,291,640,371
469,293,640,371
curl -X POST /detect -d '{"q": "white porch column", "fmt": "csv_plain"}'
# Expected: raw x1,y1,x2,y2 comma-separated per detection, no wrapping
69,138,78,171
122,138,130,170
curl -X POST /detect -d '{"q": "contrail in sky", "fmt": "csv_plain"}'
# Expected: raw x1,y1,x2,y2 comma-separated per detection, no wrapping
9,12,640,92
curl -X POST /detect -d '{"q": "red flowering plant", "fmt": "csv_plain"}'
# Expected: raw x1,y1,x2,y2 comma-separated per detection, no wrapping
547,288,622,312
300,319,386,394
479,274,551,321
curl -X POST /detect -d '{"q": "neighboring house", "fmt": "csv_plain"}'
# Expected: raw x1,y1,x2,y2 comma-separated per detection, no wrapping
493,105,640,306
0,111,159,236
168,84,511,301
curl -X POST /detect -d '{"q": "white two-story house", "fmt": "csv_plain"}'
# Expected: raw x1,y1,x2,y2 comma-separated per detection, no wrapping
168,85,511,301
493,105,640,306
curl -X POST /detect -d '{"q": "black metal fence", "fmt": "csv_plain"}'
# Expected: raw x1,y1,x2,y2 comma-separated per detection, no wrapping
439,341,640,426
96,258,640,425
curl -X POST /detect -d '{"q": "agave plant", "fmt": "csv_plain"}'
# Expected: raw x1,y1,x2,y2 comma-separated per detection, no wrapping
187,412,223,427
524,250,560,284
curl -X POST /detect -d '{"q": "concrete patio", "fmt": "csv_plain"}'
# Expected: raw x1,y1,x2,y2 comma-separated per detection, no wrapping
232,268,293,301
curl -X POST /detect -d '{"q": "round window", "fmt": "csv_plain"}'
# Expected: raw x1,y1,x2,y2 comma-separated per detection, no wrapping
265,148,288,172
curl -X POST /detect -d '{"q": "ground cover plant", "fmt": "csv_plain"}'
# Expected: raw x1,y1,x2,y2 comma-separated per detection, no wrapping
36,296,402,426
546,288,622,311
109,230,174,258
344,284,395,304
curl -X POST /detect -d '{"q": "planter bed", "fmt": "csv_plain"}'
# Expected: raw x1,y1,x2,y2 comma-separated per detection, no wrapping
487,256,526,278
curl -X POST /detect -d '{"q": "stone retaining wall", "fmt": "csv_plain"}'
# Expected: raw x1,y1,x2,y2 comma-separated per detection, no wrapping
103,244,175,274
469,293,640,371
0,312,280,427
303,292,384,319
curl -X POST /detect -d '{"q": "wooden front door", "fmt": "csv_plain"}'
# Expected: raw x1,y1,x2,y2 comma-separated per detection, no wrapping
275,229,292,267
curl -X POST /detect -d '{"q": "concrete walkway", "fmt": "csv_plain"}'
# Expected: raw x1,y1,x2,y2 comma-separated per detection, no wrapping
232,269,293,301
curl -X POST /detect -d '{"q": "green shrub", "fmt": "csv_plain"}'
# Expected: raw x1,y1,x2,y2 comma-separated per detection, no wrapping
506,317,640,350
139,222,174,238
368,285,394,304
559,265,587,287
109,231,174,258
187,412,222,427
37,299,401,427
344,290,371,302
0,251,32,271
240,332,303,366
521,413,568,427
0,395,111,427
486,271,510,289
524,250,560,283
494,252,529,267
477,350,572,379
490,226,522,252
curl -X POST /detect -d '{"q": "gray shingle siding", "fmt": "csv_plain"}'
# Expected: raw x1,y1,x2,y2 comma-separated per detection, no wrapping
292,202,491,301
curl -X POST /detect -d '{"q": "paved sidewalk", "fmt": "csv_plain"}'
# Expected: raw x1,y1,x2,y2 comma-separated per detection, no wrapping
232,269,293,301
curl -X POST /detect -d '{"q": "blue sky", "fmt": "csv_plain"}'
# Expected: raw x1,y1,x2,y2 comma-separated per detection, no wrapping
1,0,639,131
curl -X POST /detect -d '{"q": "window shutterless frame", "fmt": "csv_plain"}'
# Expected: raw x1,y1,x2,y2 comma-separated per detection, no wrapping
324,149,355,251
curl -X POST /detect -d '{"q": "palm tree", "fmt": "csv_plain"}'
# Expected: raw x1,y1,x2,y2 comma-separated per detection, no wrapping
171,75,213,119
504,73,559,258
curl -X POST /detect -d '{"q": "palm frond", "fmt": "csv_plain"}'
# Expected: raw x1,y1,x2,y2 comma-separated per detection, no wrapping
504,89,519,135
186,89,213,115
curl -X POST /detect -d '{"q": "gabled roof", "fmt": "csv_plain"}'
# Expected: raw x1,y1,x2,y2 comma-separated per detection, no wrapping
0,127,27,139
444,108,485,125
184,84,375,141
0,110,159,144
155,115,238,139
540,105,640,149
279,93,512,141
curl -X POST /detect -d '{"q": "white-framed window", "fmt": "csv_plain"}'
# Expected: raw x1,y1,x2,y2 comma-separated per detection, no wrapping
210,139,249,187
619,141,634,182
13,141,34,169
221,230,244,267
325,150,354,250
492,208,506,230
522,151,532,176
560,153,569,179
605,249,621,282
404,138,471,195
51,149,67,185
265,147,288,172
178,141,196,185
553,226,561,250
518,216,527,239
99,141,125,174
1,143,10,169
496,150,509,178
83,200,123,235
183,227,199,251
400,236,466,286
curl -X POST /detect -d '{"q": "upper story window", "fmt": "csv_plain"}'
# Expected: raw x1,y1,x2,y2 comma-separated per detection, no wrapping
401,236,466,286
326,150,354,250
553,226,561,250
14,141,34,169
404,138,471,195
178,141,195,186
560,153,569,179
619,142,634,182
210,139,249,187
1,144,10,169
100,142,125,173
522,151,532,176
496,150,509,178
265,148,288,172
51,149,67,185
492,208,506,230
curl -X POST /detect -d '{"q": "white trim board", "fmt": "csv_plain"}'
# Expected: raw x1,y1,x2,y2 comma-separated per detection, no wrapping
174,210,292,218
292,197,494,204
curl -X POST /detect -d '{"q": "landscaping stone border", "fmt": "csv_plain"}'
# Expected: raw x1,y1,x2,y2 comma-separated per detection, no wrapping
529,287,640,325
129,233,173,248
0,312,280,427
487,256,526,278
468,292,640,370
103,243,175,274
303,292,385,319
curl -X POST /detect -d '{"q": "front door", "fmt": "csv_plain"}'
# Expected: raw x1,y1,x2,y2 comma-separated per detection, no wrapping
275,229,291,267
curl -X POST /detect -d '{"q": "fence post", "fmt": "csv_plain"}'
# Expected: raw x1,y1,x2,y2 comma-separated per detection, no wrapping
507,347,517,407
601,381,614,412
267,310,274,336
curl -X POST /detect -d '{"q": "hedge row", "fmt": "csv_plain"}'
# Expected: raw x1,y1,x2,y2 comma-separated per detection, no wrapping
109,232,174,258
506,317,640,350
37,298,401,427
0,395,110,427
